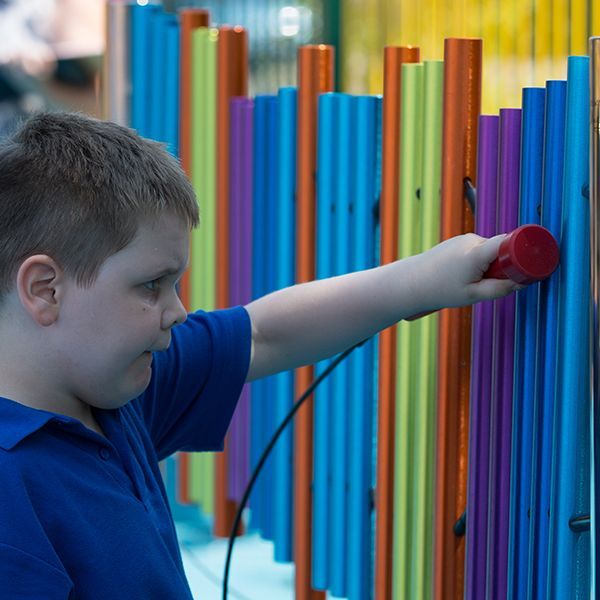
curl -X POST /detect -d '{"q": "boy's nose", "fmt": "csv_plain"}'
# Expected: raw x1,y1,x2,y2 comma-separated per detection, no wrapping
162,293,188,329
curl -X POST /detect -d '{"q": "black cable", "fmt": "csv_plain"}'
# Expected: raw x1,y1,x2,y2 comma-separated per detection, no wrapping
222,339,368,600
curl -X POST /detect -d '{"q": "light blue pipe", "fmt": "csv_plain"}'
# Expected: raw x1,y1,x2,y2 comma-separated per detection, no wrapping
312,92,338,590
163,17,180,156
130,4,156,134
272,87,297,563
548,56,591,598
262,96,279,542
149,10,168,142
250,95,275,534
329,93,353,597
346,95,380,600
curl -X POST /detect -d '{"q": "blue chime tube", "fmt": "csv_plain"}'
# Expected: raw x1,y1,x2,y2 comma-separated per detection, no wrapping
548,55,591,598
163,17,180,156
130,3,156,135
273,87,297,563
347,95,380,600
529,78,567,599
250,95,277,534
507,86,545,598
312,92,338,590
329,93,353,597
263,96,279,540
263,96,279,541
590,36,600,596
149,9,168,142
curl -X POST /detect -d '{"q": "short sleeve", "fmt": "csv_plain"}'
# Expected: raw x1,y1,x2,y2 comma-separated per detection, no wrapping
0,543,73,599
134,306,251,460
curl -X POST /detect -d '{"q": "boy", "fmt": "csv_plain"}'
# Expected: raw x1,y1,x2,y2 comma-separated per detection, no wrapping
0,112,518,598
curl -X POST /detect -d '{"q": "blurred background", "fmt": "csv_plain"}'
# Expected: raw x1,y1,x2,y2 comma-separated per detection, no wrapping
2,0,596,138
0,0,103,134
0,0,332,136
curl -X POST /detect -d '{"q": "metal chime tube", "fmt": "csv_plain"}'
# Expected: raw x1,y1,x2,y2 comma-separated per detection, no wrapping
104,1,130,125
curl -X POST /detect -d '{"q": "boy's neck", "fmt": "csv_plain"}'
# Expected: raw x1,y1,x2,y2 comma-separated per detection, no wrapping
86,415,107,438
0,372,106,437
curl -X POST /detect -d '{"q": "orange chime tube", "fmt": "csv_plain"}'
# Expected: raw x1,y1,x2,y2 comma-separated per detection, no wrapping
178,8,209,314
374,45,420,600
216,26,248,310
295,44,334,600
214,26,248,538
434,38,482,600
176,7,209,507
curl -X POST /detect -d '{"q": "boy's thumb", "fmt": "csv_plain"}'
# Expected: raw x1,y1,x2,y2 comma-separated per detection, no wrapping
478,233,509,268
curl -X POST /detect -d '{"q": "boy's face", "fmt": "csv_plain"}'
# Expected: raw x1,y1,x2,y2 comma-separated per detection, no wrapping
54,212,190,410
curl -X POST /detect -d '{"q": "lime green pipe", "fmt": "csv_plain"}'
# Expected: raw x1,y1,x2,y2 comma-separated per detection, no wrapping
393,62,423,600
189,28,218,514
410,59,443,600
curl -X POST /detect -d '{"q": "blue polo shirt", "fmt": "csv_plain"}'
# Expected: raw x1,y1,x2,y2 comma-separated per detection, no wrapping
0,307,251,599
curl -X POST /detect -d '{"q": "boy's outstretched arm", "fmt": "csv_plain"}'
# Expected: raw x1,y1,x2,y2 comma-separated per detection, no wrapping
244,233,520,382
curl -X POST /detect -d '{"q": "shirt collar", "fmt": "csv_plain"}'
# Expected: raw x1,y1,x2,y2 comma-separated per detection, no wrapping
0,396,69,450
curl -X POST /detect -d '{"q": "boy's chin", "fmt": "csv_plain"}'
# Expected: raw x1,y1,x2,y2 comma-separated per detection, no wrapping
87,396,134,411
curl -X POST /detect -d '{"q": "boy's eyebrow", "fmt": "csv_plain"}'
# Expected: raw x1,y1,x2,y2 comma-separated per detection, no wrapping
149,262,189,279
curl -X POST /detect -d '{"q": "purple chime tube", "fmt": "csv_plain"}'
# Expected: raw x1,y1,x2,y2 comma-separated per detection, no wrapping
486,108,521,598
228,97,254,500
237,98,253,498
227,98,242,499
465,114,499,600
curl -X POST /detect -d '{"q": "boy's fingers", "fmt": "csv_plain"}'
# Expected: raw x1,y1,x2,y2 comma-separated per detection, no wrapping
476,233,508,267
472,277,522,300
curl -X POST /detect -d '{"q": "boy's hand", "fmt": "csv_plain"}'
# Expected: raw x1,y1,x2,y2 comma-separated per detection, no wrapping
416,233,523,312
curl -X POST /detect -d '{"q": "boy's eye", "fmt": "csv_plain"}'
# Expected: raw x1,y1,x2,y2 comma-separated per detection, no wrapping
143,279,160,292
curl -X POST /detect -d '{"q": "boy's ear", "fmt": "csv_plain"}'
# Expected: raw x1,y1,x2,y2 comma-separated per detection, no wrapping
16,255,65,326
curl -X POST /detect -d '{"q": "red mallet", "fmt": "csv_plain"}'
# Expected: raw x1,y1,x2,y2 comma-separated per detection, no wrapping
485,224,559,284
405,224,559,321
